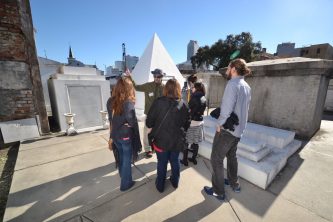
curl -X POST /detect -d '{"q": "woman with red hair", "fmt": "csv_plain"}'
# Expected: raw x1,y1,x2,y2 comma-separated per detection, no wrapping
107,77,142,191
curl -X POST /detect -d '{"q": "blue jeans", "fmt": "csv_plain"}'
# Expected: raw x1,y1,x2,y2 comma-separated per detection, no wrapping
155,150,180,192
114,138,134,191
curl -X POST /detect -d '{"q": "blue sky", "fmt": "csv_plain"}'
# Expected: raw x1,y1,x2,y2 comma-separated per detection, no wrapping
30,0,333,71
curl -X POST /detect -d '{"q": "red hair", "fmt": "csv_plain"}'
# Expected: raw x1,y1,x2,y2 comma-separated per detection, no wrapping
111,77,135,115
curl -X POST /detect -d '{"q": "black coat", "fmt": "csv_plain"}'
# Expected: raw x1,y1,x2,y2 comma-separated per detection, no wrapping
189,92,207,121
107,98,142,162
146,96,190,152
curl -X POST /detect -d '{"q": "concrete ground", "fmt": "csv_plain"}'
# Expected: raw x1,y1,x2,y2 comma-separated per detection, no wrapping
3,120,333,222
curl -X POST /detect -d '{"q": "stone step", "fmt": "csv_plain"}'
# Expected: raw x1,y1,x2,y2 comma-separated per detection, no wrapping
203,116,295,149
198,139,302,189
203,127,266,153
237,147,271,162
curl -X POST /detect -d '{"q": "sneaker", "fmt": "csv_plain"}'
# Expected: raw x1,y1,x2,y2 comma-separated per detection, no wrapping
224,178,230,186
232,186,241,193
180,159,188,166
145,151,153,158
188,157,197,165
203,186,225,201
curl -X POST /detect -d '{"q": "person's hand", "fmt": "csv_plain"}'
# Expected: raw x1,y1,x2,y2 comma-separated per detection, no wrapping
216,125,221,133
147,128,152,134
108,138,113,151
125,68,131,76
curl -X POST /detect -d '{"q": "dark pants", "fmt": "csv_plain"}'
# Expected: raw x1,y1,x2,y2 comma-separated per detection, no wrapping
155,150,180,192
211,130,240,195
114,138,134,191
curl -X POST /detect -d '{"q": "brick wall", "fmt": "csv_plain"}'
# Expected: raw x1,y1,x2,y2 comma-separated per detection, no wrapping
0,0,50,133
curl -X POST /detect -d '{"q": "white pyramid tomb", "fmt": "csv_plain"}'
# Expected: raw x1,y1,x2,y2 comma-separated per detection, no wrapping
132,33,185,116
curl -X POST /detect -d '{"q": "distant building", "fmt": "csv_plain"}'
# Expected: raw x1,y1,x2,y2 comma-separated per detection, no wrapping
67,47,85,67
276,43,300,58
300,43,333,59
276,42,333,59
114,61,124,71
187,40,199,61
125,55,139,71
66,46,103,75
178,40,202,73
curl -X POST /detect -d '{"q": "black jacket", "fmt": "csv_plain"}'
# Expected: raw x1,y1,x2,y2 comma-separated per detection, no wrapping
107,98,142,161
189,92,207,121
146,96,190,152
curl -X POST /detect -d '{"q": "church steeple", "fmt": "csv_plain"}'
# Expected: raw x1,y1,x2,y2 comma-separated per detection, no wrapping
69,46,74,59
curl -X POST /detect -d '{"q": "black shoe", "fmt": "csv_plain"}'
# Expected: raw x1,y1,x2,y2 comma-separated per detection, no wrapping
188,157,197,165
203,186,226,201
145,151,153,158
169,177,178,189
180,159,188,166
155,179,164,193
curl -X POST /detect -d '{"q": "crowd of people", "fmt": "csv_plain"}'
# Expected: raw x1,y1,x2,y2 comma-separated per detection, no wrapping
107,58,251,201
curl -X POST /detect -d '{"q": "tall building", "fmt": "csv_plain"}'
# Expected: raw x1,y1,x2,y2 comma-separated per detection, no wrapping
187,40,199,61
125,55,139,71
276,43,300,58
114,61,124,71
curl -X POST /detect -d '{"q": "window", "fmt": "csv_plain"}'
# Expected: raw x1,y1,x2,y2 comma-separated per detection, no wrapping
317,48,321,54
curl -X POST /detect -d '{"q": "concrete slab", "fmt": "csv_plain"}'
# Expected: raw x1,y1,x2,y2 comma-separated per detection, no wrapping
4,145,148,222
268,121,333,221
227,178,329,222
238,136,267,153
19,129,109,151
15,133,107,170
83,158,239,222
199,139,302,189
237,146,271,162
203,129,267,154
203,116,295,148
0,118,40,143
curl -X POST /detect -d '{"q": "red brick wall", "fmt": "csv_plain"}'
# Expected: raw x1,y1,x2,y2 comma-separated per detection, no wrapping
0,0,50,133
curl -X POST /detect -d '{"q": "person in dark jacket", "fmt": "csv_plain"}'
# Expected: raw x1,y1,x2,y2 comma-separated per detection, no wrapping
129,68,165,158
181,82,206,166
146,79,190,193
107,77,142,192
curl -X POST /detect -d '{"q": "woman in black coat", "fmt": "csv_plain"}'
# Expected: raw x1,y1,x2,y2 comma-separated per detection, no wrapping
181,82,207,166
146,79,190,193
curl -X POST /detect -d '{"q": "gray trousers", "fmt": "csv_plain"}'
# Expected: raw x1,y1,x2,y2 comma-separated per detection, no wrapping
211,129,240,195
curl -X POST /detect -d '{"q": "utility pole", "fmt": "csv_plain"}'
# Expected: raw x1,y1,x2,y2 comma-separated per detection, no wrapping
122,43,127,73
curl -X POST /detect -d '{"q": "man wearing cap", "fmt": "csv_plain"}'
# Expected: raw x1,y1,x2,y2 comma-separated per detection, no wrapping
130,68,165,158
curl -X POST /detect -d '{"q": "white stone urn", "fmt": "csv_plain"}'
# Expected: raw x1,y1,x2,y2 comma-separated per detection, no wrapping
64,113,77,135
100,110,109,129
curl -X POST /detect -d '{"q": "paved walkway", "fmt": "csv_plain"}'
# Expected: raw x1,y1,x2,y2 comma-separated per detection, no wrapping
3,121,333,222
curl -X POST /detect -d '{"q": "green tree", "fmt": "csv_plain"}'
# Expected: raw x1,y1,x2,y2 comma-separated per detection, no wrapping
191,32,262,70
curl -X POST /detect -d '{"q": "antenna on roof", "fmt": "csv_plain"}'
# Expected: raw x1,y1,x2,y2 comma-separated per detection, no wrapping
44,49,47,59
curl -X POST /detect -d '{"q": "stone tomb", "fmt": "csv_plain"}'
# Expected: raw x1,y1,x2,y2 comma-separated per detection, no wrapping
48,66,110,132
199,116,302,189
